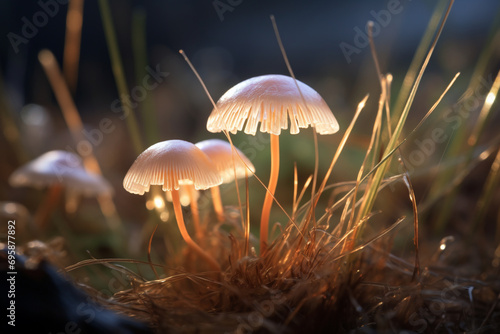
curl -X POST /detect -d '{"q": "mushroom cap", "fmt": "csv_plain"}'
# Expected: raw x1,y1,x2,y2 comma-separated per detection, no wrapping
123,140,223,195
195,139,255,183
8,150,113,197
207,74,339,136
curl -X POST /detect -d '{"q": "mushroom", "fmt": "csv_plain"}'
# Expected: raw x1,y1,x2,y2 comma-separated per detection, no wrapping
207,74,339,251
0,201,31,240
195,139,255,222
8,150,113,229
123,139,222,271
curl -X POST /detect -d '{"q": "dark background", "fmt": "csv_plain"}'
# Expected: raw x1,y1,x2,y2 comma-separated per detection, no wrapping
2,0,498,117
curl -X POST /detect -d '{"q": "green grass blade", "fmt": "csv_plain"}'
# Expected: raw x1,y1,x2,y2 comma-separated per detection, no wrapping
428,11,500,232
474,148,500,236
98,0,144,155
132,8,160,146
358,1,454,223
391,0,448,128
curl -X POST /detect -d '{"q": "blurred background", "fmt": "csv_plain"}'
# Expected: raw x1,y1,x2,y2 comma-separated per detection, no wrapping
1,0,499,258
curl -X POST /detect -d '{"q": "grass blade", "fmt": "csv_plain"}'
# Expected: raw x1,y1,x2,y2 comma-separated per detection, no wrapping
98,0,144,155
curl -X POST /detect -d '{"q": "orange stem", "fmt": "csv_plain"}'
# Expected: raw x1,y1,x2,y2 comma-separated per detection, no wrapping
34,184,63,230
171,189,220,271
260,134,280,253
63,0,84,94
211,186,225,222
187,185,202,240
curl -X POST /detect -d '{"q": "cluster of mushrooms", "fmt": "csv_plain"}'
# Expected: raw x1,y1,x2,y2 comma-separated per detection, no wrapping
8,74,339,270
123,74,339,271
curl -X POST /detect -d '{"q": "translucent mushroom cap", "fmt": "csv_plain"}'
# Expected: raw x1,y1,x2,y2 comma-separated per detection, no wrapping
8,150,113,197
195,139,255,184
123,140,223,195
207,74,339,136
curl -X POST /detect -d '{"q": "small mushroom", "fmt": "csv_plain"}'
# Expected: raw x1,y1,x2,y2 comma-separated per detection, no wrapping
8,150,113,229
0,201,31,240
195,139,255,222
207,74,339,252
123,139,222,271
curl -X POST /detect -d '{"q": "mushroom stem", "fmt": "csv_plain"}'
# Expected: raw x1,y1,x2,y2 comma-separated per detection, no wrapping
34,184,63,230
210,186,225,222
187,185,202,240
171,189,221,271
260,134,280,253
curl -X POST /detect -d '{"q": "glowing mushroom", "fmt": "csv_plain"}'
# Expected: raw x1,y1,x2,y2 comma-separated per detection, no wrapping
207,74,339,252
123,139,222,271
195,139,255,222
8,150,113,229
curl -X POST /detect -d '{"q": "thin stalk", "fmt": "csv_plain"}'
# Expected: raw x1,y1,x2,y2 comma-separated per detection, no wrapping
470,72,500,234
294,175,313,220
170,189,220,271
226,132,246,231
260,134,280,253
309,128,319,227
467,70,500,149
98,0,143,155
473,147,500,236
187,185,202,240
0,69,27,164
132,8,159,146
292,163,298,219
63,0,84,94
210,186,225,222
34,184,63,230
344,79,386,252
400,159,420,281
391,0,448,128
244,168,250,257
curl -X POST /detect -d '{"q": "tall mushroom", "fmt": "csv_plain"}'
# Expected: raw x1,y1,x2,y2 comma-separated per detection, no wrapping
207,74,339,252
195,139,255,222
8,150,113,229
123,139,222,271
